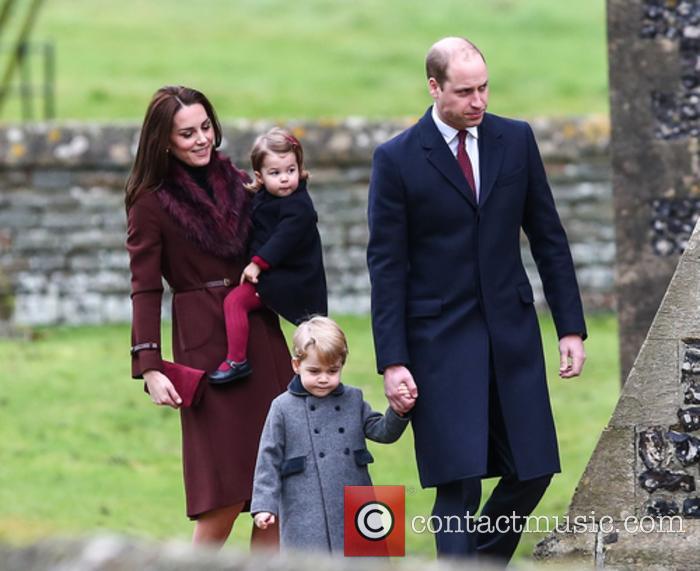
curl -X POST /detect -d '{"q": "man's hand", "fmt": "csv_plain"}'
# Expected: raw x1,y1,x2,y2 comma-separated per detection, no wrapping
240,262,262,285
384,365,418,414
559,334,586,379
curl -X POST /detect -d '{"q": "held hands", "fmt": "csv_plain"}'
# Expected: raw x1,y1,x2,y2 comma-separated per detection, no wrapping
559,334,586,379
143,369,182,408
254,512,276,530
394,381,416,416
240,262,262,285
384,365,418,415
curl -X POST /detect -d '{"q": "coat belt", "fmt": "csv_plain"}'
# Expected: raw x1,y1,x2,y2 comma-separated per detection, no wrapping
170,278,235,294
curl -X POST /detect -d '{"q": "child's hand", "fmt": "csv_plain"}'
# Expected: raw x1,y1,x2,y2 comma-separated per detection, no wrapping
254,511,276,529
392,382,416,415
397,382,411,398
241,262,262,285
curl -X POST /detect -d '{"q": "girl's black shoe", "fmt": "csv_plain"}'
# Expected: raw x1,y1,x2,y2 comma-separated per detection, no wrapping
208,359,252,384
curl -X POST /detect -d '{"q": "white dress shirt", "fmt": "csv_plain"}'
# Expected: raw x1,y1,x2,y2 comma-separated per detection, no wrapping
431,105,481,200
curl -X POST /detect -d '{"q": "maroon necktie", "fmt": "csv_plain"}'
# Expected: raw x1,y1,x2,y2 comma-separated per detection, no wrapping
457,130,476,196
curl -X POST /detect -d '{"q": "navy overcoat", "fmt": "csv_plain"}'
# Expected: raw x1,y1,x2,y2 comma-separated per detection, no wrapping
367,109,587,487
250,181,328,325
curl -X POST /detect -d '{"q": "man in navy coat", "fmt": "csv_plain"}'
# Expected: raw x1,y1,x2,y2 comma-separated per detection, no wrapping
366,37,587,561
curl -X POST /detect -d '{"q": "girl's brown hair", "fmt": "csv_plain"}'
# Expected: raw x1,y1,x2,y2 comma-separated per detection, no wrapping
124,86,222,210
245,127,309,192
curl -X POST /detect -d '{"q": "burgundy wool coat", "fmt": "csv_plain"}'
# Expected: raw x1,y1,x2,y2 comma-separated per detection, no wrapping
127,153,293,518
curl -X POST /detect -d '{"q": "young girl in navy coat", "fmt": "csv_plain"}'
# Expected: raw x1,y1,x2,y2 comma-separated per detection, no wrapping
209,128,327,383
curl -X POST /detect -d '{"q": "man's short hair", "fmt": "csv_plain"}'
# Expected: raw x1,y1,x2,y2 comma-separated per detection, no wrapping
425,37,485,87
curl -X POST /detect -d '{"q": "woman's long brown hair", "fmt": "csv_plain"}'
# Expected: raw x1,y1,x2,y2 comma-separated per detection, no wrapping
124,86,223,210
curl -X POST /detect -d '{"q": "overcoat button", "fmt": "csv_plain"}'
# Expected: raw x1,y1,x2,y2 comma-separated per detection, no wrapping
310,405,316,411
335,405,341,411
338,427,345,433
314,428,320,434
344,448,350,455
319,452,325,458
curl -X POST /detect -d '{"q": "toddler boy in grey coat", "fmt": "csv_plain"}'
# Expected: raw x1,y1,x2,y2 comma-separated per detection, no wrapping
251,316,414,553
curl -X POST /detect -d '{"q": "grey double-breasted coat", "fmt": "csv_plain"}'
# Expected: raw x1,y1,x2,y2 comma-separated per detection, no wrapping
251,376,409,552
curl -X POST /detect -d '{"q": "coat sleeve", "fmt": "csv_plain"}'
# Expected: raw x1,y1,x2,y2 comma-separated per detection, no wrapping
366,144,411,372
253,193,317,268
521,124,587,340
251,399,285,516
361,396,410,444
126,195,164,378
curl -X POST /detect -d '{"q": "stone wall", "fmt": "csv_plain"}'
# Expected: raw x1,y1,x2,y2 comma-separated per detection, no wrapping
0,534,518,571
608,0,700,382
0,116,611,326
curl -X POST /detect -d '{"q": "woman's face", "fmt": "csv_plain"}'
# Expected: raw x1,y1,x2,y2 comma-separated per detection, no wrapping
169,103,215,167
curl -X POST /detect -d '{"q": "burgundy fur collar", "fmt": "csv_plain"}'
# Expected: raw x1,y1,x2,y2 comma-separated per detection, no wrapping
157,151,252,259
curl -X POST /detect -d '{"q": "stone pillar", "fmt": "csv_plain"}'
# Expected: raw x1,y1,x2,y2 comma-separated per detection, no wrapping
534,218,700,568
609,0,700,382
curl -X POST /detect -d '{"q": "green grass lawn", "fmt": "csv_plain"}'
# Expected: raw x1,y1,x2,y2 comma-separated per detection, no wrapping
0,312,618,561
0,0,608,121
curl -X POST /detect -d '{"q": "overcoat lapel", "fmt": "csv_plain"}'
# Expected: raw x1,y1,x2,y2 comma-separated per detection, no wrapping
476,114,504,208
418,109,477,209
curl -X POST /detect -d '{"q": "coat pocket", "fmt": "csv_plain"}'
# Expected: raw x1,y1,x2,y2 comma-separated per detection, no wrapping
354,448,375,466
517,282,535,304
281,455,306,477
173,291,215,352
407,298,442,318
496,166,526,187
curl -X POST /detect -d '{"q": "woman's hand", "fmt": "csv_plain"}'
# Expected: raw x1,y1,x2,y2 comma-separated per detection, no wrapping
240,262,262,285
254,512,276,529
143,369,182,408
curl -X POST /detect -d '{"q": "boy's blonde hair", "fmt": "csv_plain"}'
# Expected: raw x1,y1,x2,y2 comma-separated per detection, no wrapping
292,316,348,366
245,127,310,192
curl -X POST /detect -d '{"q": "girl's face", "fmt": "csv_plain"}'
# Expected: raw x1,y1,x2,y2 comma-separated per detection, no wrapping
170,103,214,167
292,348,343,398
255,152,300,197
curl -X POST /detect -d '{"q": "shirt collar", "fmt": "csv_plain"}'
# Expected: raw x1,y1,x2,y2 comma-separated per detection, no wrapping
431,105,479,143
287,374,345,397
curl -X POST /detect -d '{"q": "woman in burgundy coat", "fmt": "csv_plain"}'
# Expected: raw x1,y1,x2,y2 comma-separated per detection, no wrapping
125,86,292,546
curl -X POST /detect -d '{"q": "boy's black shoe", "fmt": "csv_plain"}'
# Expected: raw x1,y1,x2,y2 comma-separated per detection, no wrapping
208,360,252,384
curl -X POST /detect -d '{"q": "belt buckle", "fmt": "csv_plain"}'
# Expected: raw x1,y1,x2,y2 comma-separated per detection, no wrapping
223,278,231,287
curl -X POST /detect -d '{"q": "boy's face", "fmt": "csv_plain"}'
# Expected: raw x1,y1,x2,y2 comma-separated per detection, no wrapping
292,348,343,397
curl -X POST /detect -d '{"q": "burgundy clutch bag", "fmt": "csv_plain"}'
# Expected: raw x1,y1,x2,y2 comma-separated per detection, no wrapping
143,360,206,408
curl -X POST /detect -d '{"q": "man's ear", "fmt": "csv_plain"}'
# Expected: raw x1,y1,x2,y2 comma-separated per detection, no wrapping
291,358,301,373
428,77,440,100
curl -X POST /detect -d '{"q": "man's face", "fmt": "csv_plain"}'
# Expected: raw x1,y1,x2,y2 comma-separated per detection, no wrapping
429,55,489,130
